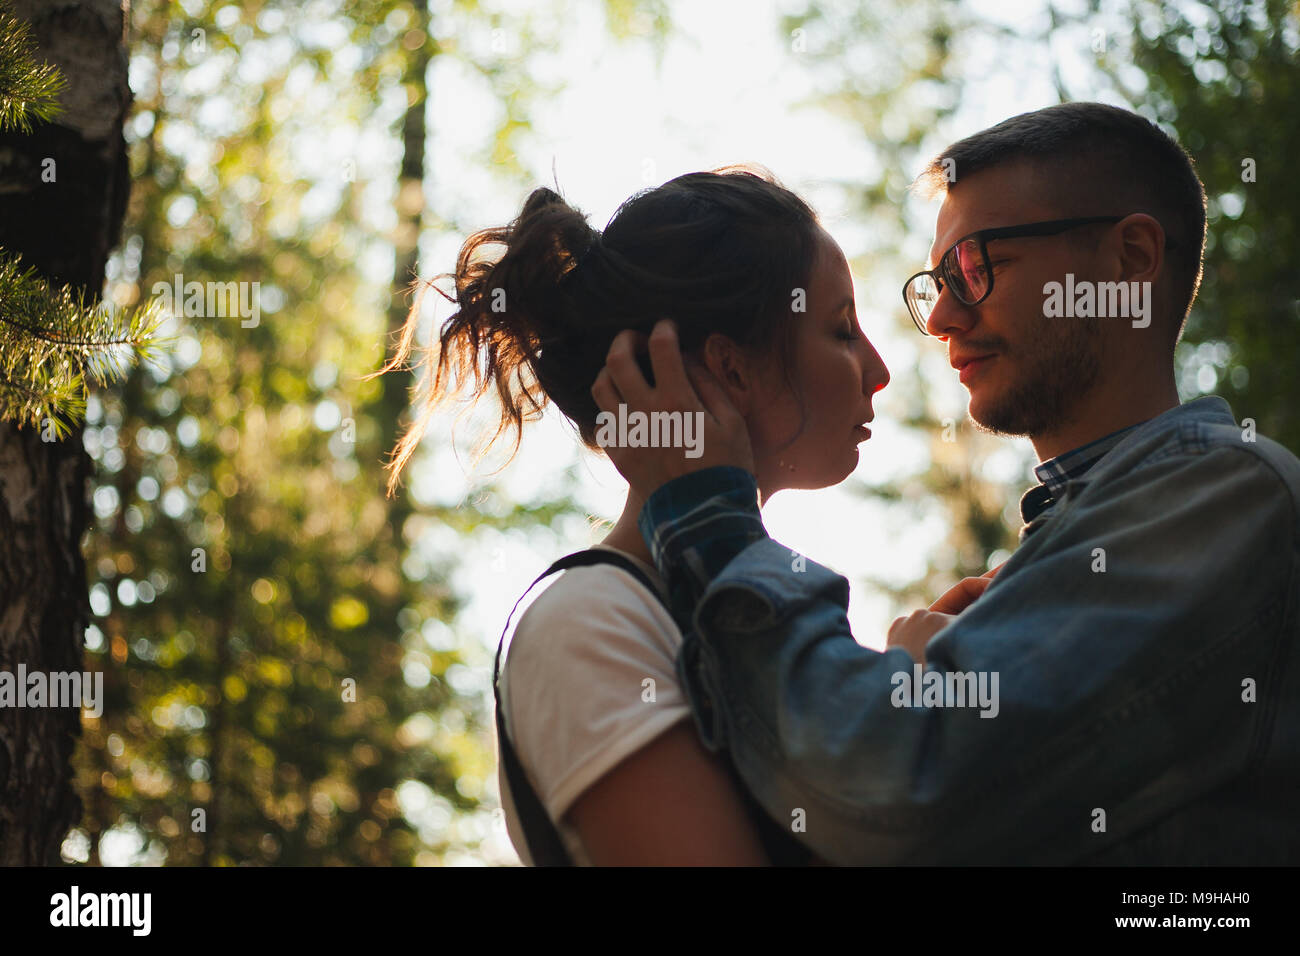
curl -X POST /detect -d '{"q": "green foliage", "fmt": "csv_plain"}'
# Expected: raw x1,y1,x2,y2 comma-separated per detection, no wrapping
0,1,167,439
0,1,65,132
68,0,662,867
0,251,172,439
1107,0,1300,452
72,0,489,866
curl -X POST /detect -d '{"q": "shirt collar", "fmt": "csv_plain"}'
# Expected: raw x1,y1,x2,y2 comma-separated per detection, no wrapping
1019,421,1147,524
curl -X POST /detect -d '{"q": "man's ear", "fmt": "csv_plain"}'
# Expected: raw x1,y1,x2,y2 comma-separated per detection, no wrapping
1114,212,1164,286
700,332,755,417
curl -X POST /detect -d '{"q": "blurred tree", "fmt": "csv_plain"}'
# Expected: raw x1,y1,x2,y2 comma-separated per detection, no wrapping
71,0,486,867
1097,0,1300,453
0,0,131,865
778,0,1024,612
65,0,670,866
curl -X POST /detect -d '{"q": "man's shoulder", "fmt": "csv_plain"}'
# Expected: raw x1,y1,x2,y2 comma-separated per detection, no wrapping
1087,396,1300,519
1106,397,1298,475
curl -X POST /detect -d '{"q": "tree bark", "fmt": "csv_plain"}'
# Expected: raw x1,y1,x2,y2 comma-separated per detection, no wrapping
0,0,131,866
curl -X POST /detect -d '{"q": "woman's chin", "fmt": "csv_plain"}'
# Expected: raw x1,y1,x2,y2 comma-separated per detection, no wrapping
805,457,859,490
843,448,861,479
757,450,860,493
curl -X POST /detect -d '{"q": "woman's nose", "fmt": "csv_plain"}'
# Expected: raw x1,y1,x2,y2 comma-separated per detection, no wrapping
864,342,889,394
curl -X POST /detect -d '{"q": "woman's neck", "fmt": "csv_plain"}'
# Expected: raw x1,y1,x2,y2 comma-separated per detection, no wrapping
599,490,654,567
600,475,770,567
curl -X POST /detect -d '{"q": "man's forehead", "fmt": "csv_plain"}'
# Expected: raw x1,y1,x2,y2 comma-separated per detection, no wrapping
925,162,1064,264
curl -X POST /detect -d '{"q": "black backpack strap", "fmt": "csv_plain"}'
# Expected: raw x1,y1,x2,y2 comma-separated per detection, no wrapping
493,548,665,866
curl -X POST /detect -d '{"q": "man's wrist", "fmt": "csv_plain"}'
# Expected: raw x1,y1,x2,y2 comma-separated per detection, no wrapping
637,466,765,592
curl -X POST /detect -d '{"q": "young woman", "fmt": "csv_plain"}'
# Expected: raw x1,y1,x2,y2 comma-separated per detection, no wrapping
379,165,889,864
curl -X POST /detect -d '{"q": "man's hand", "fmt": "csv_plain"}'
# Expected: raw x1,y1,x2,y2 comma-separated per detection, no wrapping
591,319,755,499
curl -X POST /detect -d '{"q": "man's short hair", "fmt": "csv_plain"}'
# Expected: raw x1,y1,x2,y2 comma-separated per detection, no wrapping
919,102,1208,341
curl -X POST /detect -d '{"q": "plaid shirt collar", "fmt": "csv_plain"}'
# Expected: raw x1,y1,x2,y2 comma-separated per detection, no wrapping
1019,421,1146,524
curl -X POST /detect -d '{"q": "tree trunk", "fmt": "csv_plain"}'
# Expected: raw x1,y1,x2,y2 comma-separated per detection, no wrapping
0,0,131,866
377,0,432,544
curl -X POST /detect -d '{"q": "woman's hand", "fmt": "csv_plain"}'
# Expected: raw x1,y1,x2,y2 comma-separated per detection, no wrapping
590,319,755,500
927,561,1005,614
887,563,1005,663
886,610,957,663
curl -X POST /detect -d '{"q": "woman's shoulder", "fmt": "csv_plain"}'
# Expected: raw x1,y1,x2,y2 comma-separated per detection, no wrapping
497,550,692,821
505,548,679,670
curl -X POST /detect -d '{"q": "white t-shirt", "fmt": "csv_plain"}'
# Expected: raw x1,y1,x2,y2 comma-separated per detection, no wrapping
496,545,692,865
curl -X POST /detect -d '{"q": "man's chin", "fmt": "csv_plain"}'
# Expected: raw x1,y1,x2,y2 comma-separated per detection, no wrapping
966,388,1031,438
965,388,999,431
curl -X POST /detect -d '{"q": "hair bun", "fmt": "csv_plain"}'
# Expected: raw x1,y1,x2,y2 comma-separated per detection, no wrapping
563,230,602,286
575,230,601,268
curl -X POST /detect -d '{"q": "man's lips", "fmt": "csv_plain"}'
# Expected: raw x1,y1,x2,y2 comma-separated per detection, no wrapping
951,354,996,386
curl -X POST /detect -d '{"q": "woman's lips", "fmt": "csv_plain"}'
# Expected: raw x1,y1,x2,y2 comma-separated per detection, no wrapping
958,355,995,386
854,424,872,441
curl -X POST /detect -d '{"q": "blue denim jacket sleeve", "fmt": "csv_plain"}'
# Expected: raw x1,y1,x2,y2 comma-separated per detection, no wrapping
639,442,1297,864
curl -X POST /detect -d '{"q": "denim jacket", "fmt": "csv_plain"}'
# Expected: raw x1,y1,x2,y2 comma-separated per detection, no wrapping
638,397,1300,864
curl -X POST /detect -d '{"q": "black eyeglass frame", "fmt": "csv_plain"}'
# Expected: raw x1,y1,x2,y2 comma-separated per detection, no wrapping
902,216,1176,335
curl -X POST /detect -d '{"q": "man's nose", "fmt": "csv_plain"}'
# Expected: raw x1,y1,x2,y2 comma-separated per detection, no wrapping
925,285,976,338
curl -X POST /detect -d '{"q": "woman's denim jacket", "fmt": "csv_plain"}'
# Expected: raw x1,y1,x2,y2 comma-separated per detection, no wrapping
637,397,1300,864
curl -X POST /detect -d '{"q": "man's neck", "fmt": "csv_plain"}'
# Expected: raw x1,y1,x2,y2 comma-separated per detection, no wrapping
1031,375,1179,462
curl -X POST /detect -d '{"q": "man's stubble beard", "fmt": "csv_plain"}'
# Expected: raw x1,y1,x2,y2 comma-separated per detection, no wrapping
968,317,1102,440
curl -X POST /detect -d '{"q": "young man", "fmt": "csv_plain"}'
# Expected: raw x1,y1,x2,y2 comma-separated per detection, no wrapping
590,102,1300,864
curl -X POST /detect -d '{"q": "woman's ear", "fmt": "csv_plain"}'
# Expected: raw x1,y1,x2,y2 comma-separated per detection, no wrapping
700,332,755,417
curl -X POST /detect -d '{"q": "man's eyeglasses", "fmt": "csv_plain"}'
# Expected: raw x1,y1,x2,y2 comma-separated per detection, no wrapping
902,216,1175,334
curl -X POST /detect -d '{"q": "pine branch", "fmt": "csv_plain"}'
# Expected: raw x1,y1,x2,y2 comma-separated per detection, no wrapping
0,4,168,437
0,249,175,434
0,367,86,441
0,3,67,133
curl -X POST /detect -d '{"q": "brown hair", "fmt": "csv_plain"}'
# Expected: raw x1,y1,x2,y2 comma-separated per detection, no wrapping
374,164,822,496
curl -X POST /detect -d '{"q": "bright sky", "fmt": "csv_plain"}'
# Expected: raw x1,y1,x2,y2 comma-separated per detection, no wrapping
407,0,1121,864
